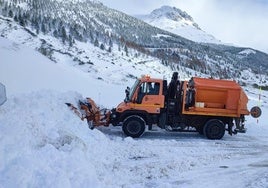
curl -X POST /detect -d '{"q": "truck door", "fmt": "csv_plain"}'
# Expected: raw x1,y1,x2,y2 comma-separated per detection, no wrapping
136,81,164,113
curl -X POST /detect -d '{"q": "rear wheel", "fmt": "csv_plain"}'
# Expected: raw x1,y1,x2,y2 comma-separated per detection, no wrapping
190,117,206,135
122,115,145,138
196,126,204,135
203,119,225,139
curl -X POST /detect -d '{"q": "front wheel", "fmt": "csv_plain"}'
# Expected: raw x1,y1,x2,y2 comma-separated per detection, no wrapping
203,119,225,139
122,115,145,138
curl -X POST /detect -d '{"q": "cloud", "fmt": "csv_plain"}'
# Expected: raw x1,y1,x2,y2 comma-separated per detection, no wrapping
191,0,268,53
167,0,268,52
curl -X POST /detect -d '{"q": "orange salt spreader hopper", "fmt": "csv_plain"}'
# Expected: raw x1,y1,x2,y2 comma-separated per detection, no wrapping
182,77,250,118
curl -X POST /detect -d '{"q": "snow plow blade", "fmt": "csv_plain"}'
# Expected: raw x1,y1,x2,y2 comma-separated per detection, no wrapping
65,98,111,129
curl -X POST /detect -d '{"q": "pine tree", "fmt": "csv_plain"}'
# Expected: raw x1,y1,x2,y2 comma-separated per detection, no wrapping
61,26,67,44
100,43,105,50
53,29,58,37
70,23,83,41
109,39,113,47
68,35,73,47
8,10,13,18
94,38,99,47
124,45,128,56
14,15,18,22
108,46,112,53
18,14,25,27
41,22,46,33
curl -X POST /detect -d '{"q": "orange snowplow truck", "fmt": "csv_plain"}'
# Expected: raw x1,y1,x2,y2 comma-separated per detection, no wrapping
67,72,261,139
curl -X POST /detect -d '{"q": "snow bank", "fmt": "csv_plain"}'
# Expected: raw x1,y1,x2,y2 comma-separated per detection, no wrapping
0,91,108,187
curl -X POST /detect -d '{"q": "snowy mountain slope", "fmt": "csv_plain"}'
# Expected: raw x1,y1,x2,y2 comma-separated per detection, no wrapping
137,6,221,44
0,35,268,187
0,35,184,108
0,14,172,81
1,0,268,81
0,14,201,88
0,36,126,107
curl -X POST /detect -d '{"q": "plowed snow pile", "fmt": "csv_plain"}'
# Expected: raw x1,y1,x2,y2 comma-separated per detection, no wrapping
0,91,102,187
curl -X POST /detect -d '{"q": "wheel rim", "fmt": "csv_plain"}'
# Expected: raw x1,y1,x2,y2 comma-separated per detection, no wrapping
205,120,225,139
127,121,141,134
210,124,221,137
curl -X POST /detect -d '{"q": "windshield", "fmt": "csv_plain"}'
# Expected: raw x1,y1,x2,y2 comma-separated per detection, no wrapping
129,79,140,100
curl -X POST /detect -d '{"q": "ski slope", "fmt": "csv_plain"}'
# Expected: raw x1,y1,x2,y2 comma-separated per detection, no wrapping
0,37,268,188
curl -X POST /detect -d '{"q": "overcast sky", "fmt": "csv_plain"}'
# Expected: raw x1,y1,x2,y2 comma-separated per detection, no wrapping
98,0,268,54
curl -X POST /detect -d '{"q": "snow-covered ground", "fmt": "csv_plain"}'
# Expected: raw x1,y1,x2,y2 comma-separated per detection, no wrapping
1,37,268,187
0,35,125,108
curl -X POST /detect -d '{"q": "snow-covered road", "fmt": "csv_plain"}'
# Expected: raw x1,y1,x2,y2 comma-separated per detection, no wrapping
96,117,268,188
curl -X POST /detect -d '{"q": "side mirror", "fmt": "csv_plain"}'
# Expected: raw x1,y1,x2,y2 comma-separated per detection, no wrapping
124,86,130,102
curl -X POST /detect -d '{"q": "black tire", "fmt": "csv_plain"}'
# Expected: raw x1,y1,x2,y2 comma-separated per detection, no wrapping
203,119,225,139
122,115,146,138
190,117,206,135
158,112,167,129
196,126,204,135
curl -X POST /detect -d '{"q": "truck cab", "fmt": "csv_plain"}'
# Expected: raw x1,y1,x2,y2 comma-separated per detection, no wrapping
119,75,166,114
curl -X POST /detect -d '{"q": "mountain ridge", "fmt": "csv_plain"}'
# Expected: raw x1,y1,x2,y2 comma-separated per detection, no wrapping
136,5,221,44
0,0,267,85
144,6,200,29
